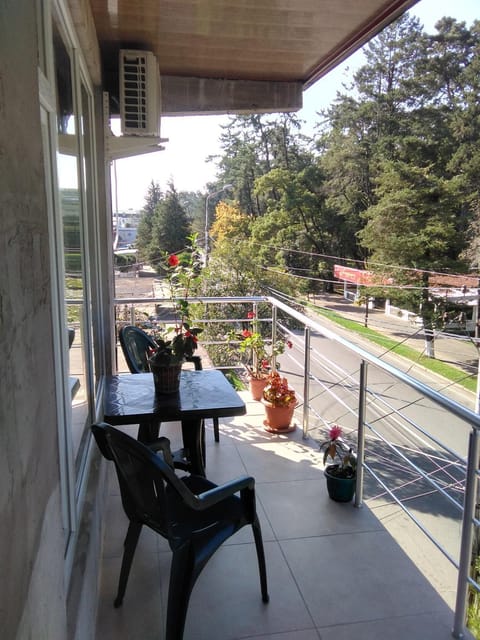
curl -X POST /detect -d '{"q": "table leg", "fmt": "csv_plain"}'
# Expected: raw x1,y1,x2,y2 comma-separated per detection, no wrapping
137,419,161,443
181,418,206,476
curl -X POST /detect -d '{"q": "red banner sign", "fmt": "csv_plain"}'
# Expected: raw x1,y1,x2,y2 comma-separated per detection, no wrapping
334,265,394,286
334,265,375,285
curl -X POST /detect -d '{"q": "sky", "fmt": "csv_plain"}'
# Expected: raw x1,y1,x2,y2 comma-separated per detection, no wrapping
111,0,479,212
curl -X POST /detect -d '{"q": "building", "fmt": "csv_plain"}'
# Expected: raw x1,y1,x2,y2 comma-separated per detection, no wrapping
113,209,141,247
1,2,419,638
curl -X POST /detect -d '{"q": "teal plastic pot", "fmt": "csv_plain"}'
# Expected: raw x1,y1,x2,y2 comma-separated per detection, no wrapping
324,466,356,502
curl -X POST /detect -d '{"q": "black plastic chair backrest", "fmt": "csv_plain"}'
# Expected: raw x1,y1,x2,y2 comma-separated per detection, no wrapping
92,423,190,539
119,325,157,373
187,355,202,370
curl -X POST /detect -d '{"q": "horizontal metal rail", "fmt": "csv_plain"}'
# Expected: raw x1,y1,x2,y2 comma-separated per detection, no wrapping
114,294,480,430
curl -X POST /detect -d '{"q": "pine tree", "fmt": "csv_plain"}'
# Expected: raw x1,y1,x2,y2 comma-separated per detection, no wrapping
136,181,162,263
148,183,192,272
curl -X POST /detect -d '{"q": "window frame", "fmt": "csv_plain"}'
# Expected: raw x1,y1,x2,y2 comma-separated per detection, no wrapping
38,0,104,582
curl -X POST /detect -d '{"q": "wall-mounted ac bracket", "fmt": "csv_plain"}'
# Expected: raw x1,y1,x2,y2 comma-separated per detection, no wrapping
103,92,168,161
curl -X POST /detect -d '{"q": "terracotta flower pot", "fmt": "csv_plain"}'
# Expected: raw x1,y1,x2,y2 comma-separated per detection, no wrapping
248,375,268,401
150,362,182,394
262,399,296,433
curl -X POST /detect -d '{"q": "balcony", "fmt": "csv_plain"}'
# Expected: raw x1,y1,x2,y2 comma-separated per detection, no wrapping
94,292,480,639
95,396,466,639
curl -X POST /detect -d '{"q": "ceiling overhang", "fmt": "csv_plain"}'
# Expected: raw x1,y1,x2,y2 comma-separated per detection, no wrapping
80,0,419,115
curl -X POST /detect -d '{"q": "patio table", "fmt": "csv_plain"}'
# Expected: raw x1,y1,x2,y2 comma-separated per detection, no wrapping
103,369,246,476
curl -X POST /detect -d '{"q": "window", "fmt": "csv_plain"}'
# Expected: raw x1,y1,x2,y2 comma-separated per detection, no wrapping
38,2,102,571
53,21,95,469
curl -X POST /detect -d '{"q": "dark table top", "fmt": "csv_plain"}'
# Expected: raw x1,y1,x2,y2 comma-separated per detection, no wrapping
103,369,246,425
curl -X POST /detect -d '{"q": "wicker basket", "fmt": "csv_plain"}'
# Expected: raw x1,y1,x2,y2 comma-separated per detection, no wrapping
151,363,182,394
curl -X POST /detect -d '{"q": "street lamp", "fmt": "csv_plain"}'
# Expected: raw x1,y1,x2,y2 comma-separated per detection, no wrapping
204,184,233,265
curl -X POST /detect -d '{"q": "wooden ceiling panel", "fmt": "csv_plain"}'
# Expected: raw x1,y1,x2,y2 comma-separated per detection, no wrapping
89,0,418,86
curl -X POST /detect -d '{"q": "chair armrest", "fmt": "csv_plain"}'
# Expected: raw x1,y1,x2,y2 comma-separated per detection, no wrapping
148,437,175,468
192,476,255,510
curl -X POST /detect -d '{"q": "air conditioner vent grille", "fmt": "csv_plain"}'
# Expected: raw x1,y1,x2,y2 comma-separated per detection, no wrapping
119,50,161,136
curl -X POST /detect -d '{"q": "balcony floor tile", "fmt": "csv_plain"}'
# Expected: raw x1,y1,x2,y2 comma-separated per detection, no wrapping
95,391,470,640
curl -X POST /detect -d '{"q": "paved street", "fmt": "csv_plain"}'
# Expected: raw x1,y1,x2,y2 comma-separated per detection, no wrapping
114,269,158,299
306,292,479,412
310,292,479,375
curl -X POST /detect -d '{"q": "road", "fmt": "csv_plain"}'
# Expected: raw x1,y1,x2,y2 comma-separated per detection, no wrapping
309,292,479,382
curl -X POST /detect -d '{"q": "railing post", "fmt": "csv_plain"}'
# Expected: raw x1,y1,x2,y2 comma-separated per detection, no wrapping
355,360,367,508
453,427,480,638
130,304,135,326
302,326,311,438
271,304,278,370
252,301,259,372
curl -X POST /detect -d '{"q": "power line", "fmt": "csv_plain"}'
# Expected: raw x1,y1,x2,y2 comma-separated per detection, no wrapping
261,266,429,291
251,241,479,281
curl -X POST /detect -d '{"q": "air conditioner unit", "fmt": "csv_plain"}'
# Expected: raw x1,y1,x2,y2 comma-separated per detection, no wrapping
119,49,161,136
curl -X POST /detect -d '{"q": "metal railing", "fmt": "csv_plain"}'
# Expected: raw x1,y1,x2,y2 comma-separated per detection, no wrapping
114,293,480,638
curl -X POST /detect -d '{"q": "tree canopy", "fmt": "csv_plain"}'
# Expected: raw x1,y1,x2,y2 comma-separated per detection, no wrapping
135,13,480,314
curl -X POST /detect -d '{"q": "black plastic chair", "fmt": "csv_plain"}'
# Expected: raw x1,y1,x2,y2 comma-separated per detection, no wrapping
118,325,220,442
92,422,269,640
118,325,156,373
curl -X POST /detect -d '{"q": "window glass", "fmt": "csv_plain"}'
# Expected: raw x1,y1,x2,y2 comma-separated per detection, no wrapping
53,22,92,466
80,81,102,384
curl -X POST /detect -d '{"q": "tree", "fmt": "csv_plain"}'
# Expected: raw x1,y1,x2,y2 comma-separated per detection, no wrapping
177,190,206,237
214,113,313,217
202,15,480,311
252,165,343,291
210,201,251,244
317,14,429,264
435,19,480,210
136,180,162,263
461,201,480,270
316,14,479,302
148,183,192,271
358,160,464,354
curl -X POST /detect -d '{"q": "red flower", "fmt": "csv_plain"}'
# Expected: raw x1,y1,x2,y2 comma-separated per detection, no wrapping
261,359,269,369
242,329,252,338
167,254,179,267
329,425,343,441
286,340,293,349
247,311,255,319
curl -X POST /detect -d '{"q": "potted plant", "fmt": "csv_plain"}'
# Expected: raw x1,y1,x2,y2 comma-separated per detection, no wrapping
319,425,357,502
230,312,292,400
148,235,203,394
261,370,297,433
